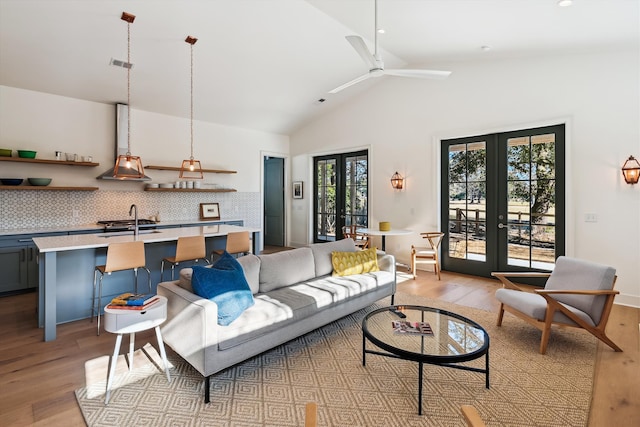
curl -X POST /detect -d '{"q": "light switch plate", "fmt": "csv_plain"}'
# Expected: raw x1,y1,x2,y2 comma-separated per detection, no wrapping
585,213,598,222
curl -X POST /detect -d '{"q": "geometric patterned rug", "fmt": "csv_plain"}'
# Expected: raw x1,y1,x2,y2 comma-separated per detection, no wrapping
75,293,597,426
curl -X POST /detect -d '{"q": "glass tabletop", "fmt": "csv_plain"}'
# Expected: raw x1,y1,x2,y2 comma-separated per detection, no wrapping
362,305,489,363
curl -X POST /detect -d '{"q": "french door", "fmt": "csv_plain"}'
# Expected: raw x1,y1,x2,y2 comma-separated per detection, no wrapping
314,150,368,243
440,125,565,279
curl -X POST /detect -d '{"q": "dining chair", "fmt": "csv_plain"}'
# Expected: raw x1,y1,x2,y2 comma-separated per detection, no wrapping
461,405,485,427
410,231,445,280
305,402,317,427
342,224,370,249
161,235,210,281
92,240,151,335
211,231,251,262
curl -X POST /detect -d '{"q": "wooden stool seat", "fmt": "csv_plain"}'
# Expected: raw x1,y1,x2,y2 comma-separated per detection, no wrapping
211,231,251,262
92,241,151,335
161,235,210,280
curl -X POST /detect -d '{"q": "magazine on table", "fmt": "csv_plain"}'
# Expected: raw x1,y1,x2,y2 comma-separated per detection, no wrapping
392,320,434,335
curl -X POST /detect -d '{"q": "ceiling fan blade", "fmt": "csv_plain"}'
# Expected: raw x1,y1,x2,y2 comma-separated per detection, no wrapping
345,35,377,69
329,72,373,94
384,69,452,79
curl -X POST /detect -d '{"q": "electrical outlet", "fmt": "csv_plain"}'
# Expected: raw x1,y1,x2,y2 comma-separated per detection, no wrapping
585,213,598,223
72,209,79,218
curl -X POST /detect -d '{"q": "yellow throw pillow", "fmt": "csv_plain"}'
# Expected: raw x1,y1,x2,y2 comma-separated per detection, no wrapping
331,247,380,276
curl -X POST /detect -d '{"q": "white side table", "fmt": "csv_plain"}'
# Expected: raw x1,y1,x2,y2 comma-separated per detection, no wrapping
103,295,171,404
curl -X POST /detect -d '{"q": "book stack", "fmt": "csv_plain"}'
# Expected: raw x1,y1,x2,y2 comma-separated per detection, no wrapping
107,293,159,310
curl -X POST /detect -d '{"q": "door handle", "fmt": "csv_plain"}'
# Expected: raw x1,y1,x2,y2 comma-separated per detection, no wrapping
498,223,506,229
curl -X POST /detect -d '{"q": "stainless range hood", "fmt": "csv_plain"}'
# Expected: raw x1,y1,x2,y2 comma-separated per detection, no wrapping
97,104,152,181
96,165,152,181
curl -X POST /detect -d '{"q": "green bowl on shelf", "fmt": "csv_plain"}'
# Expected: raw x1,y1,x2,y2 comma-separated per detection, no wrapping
18,150,37,159
28,177,52,186
0,149,11,157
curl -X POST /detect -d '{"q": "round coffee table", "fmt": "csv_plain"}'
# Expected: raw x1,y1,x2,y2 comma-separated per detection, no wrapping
362,305,490,415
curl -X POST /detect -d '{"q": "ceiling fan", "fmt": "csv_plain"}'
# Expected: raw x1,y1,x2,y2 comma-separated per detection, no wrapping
329,0,451,94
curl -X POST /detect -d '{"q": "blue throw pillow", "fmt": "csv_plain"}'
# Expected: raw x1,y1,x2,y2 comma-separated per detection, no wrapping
191,251,254,326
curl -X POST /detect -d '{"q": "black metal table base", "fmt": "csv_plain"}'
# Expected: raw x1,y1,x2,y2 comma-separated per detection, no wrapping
362,335,490,415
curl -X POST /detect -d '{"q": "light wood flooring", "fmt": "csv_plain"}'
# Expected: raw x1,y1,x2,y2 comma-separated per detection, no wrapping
0,267,638,426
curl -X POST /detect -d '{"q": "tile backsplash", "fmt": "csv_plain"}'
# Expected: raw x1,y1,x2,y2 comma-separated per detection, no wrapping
0,190,261,230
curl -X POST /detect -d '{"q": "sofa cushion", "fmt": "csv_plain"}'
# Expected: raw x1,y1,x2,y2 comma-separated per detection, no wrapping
258,247,315,292
179,254,261,295
309,238,357,277
191,252,255,326
332,247,380,276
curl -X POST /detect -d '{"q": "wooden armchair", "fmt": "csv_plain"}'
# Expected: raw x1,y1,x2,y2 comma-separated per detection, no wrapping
492,256,622,354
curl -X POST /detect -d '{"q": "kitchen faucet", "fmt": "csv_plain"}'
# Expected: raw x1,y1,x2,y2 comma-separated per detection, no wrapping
129,204,139,237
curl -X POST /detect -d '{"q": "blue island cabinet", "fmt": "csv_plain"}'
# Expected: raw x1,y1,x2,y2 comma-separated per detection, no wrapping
34,223,260,341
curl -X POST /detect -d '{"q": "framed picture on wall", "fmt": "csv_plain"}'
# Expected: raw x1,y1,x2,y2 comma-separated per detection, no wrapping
293,181,303,199
200,203,220,220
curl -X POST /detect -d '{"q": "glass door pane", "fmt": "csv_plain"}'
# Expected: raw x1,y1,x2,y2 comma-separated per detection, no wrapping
447,141,487,262
506,133,557,269
344,153,368,228
315,158,337,242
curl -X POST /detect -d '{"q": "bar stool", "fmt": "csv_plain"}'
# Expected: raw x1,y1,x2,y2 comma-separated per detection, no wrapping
161,235,210,281
211,231,251,262
92,241,151,335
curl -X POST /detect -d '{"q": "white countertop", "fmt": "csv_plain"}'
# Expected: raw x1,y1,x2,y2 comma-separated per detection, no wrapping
33,224,260,252
0,218,245,237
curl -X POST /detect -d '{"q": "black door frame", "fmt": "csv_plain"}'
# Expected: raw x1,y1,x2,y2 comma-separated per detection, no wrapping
313,149,368,243
440,124,565,279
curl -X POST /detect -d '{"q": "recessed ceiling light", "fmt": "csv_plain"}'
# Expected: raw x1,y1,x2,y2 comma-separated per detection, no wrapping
557,0,572,7
376,28,385,34
481,45,491,52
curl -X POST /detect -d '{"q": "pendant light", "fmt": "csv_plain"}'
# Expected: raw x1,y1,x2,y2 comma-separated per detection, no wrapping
113,11,146,179
179,35,204,179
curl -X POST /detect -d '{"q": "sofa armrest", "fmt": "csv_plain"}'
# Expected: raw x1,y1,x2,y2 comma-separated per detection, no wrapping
377,253,396,275
157,281,219,377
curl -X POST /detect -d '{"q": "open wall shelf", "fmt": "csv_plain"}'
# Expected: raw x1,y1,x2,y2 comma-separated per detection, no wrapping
0,157,99,167
144,165,237,174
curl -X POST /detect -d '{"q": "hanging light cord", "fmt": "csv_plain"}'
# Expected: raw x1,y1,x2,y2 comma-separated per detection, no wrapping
190,41,194,161
126,19,132,157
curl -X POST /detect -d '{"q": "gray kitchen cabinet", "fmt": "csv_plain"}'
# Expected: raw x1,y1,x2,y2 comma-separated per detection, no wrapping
0,234,65,295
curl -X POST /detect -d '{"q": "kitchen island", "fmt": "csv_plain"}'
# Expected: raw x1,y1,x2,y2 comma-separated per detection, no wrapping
33,224,260,341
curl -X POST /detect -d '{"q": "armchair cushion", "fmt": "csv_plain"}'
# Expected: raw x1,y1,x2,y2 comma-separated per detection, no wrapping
191,251,255,326
495,288,595,327
544,256,616,324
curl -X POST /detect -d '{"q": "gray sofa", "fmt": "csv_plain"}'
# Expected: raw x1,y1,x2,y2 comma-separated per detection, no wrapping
157,238,396,402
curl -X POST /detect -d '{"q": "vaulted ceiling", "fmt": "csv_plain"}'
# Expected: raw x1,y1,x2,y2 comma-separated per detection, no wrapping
0,0,637,135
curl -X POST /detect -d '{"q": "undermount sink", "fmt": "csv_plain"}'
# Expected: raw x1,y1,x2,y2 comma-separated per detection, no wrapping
98,230,163,238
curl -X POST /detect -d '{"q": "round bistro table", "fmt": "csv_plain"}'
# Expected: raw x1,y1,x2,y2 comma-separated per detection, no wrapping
362,305,490,415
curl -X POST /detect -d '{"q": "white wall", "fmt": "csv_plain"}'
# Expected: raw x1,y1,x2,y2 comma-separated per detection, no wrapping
0,85,289,231
0,85,289,191
290,49,640,307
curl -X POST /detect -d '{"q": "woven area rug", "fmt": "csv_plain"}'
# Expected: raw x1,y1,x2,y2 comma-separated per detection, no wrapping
75,293,597,426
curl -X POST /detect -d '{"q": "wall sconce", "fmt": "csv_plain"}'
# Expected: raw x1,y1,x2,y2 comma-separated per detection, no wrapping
622,155,640,185
390,171,404,190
